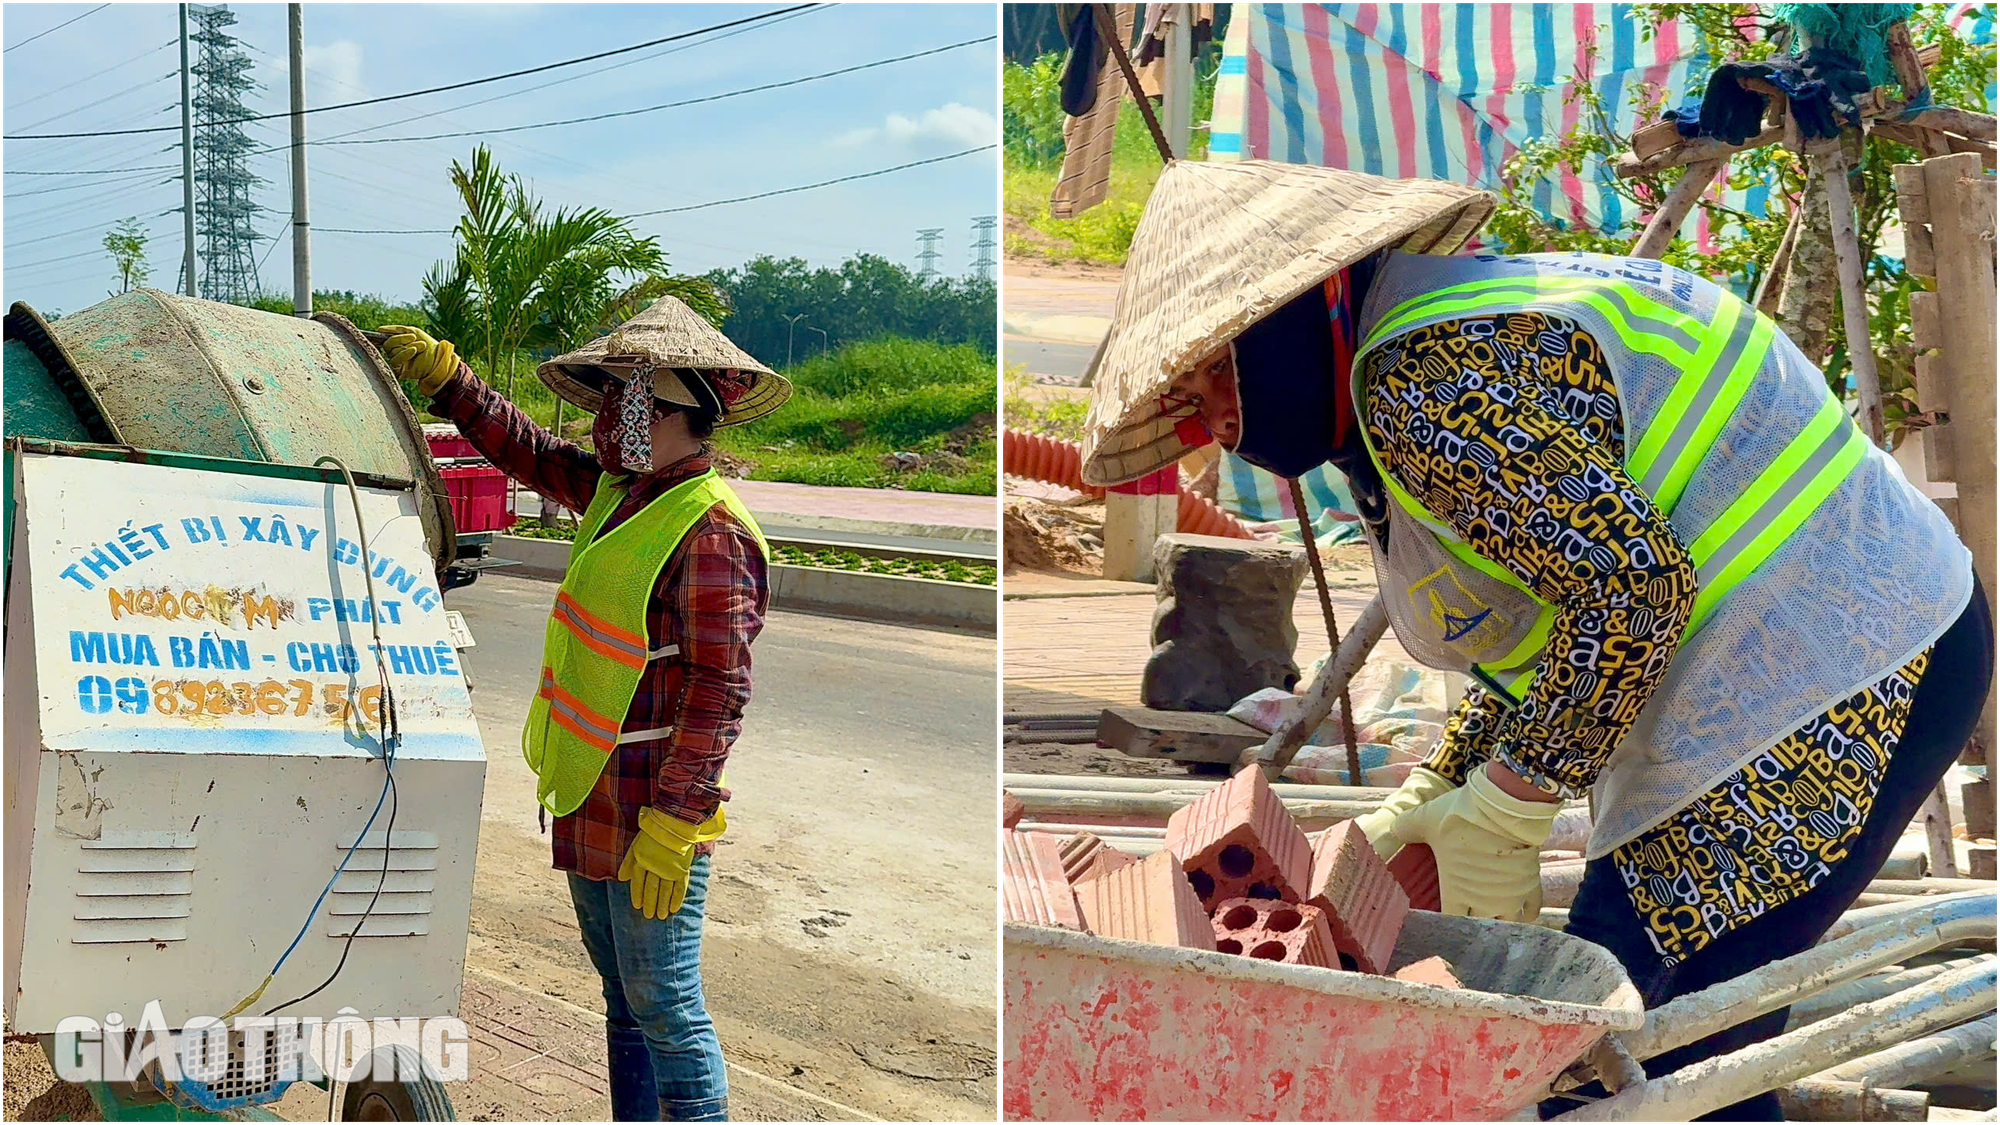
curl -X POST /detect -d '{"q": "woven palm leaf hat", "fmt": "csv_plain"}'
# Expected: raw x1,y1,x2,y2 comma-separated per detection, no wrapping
536,295,791,426
1080,160,1496,486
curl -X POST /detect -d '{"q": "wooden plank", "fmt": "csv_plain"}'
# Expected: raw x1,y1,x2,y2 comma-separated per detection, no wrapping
1964,778,1994,840
1906,105,1999,144
1924,153,1999,775
1615,125,1782,179
1893,163,1935,279
1096,706,1269,764
1922,782,1961,878
1910,293,1955,482
1631,118,1685,160
1970,846,1996,881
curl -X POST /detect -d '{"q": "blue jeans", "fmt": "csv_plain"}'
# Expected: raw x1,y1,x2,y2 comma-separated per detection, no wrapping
569,855,727,1122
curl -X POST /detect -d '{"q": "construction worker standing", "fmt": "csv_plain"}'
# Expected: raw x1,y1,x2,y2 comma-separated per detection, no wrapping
1081,160,1991,1121
379,298,790,1123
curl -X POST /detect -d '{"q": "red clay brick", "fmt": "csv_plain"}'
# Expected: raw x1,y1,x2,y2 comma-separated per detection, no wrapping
1077,850,1216,951
1164,766,1312,910
1386,842,1443,913
1003,791,1026,829
1210,897,1339,968
1393,956,1464,989
1058,832,1137,886
1306,821,1410,975
1002,830,1085,931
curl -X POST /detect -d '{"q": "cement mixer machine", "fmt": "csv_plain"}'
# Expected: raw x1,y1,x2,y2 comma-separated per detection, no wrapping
3,292,486,1120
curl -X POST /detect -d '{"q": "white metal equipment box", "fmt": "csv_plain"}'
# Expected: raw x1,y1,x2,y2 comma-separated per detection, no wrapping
4,449,488,1032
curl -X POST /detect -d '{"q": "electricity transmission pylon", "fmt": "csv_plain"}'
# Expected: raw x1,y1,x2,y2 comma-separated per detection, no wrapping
970,215,997,282
188,4,265,302
915,227,945,279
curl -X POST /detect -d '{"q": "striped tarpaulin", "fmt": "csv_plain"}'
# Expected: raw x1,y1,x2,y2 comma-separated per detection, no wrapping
1210,4,1765,251
1216,453,1364,545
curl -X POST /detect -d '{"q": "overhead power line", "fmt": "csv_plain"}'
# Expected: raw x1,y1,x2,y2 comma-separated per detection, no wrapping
5,3,110,53
5,5,818,139
628,146,995,218
301,146,997,235
321,35,997,146
7,39,174,112
15,31,985,180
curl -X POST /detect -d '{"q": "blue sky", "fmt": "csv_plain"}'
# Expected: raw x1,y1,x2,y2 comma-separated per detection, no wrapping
3,3,999,313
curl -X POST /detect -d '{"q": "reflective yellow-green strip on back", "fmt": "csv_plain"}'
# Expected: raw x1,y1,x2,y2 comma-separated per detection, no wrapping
1685,395,1866,634
1629,299,1773,513
1364,277,1704,368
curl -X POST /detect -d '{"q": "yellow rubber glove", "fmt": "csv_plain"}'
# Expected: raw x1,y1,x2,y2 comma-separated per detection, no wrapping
376,324,461,397
1352,766,1458,860
1386,765,1558,923
618,805,727,920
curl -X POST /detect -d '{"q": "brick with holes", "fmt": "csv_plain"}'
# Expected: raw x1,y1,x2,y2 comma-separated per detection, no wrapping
1002,829,1085,930
1386,841,1442,913
1059,831,1137,886
1076,850,1215,950
1164,766,1312,910
1003,790,1026,829
1209,897,1339,968
1305,821,1410,974
1393,955,1464,989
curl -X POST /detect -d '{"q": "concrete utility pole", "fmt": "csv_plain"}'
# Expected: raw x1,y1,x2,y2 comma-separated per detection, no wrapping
179,3,197,297
287,3,310,316
807,325,828,357
1163,3,1193,158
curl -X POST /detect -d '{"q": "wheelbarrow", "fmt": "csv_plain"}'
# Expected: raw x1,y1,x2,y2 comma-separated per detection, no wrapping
1004,894,1996,1121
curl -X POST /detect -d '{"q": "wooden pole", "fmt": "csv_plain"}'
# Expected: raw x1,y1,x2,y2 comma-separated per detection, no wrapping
1251,594,1389,779
1924,152,1999,788
1752,201,1802,318
1631,159,1723,259
1288,476,1362,784
1818,145,1886,446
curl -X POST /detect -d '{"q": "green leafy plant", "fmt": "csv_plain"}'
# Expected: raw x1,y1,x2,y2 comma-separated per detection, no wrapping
102,217,150,295
1480,3,1993,448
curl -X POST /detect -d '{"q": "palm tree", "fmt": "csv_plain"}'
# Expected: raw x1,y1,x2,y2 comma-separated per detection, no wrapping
423,145,723,401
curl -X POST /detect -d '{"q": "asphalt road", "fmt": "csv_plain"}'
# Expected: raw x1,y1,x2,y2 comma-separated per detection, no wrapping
438,573,999,1120
1002,336,1095,386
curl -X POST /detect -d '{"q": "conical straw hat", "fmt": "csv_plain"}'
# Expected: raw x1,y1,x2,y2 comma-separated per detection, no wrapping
536,295,790,426
1080,160,1494,486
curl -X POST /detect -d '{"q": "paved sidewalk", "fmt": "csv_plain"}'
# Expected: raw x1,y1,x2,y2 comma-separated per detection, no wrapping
1004,576,1403,714
507,479,995,540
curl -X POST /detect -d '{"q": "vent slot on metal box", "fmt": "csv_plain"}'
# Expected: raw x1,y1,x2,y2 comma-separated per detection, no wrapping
72,831,196,944
330,830,437,938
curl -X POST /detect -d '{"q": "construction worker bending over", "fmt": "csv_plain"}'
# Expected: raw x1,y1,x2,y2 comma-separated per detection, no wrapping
1081,160,1991,1122
379,298,791,1122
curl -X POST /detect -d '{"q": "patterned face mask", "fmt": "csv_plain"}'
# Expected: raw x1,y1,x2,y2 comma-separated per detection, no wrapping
600,364,658,474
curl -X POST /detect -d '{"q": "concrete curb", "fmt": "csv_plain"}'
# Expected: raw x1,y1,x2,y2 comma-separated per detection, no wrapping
1004,312,1111,346
495,535,995,633
755,510,996,545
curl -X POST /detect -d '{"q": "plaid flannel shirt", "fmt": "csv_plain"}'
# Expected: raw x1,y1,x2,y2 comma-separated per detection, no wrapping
431,366,768,880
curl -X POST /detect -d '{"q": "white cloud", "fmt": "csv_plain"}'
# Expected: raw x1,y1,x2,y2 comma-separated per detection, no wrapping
830,103,996,152
301,40,366,101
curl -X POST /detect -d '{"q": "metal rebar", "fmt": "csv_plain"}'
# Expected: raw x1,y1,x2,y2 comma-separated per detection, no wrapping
1094,3,1175,166
1287,475,1363,785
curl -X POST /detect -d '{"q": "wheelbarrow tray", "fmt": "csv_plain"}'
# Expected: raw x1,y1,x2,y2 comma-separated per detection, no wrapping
1004,911,1643,1121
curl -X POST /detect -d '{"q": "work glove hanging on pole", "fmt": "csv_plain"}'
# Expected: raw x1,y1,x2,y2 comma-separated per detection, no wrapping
619,805,727,920
377,324,462,397
1385,767,1558,923
1351,766,1457,860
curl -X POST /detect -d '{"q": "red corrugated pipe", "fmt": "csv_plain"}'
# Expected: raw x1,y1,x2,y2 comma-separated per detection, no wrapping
1002,429,1257,540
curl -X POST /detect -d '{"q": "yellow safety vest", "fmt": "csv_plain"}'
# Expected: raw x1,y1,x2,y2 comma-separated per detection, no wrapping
522,469,769,816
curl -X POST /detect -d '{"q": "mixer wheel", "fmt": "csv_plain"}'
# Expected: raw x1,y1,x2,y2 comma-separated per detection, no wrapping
340,1045,453,1121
